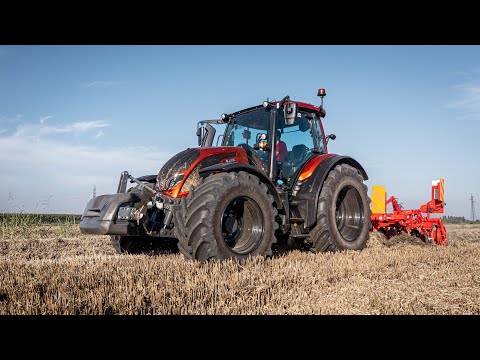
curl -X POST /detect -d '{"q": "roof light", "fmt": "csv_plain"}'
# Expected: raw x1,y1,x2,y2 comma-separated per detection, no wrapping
262,101,269,107
221,113,229,122
317,88,326,97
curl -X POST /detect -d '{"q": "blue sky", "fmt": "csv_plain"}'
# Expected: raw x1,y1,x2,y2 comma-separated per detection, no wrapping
0,45,479,218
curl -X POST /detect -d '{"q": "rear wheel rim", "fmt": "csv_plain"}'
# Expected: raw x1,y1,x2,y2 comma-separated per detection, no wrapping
221,196,264,255
335,185,364,242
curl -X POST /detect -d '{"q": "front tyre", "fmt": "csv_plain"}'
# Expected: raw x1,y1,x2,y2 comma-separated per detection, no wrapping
309,163,371,253
174,171,278,262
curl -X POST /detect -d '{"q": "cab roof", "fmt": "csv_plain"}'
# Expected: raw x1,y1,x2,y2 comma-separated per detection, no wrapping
272,101,320,112
229,100,321,118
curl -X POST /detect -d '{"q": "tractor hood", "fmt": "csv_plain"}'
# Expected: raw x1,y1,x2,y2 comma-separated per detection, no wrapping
157,148,201,190
157,147,249,198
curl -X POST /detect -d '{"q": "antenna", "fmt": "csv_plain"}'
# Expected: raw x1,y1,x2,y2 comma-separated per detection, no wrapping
470,194,476,222
93,184,96,198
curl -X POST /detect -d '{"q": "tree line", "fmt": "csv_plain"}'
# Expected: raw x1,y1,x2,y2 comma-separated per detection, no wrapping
442,216,480,224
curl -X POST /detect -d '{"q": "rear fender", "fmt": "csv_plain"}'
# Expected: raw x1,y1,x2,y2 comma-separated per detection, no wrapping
294,155,368,229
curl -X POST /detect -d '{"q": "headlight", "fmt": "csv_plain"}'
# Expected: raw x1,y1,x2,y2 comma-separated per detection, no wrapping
157,173,185,191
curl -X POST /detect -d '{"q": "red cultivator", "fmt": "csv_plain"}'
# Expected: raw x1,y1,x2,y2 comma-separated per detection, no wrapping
370,179,447,245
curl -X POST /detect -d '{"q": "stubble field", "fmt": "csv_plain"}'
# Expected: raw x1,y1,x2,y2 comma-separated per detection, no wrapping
1,222,479,314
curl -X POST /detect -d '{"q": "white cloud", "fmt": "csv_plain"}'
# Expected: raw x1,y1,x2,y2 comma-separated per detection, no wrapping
0,114,23,124
0,132,172,213
446,76,480,120
40,115,53,124
13,120,110,139
81,80,126,88
71,120,110,132
0,117,137,213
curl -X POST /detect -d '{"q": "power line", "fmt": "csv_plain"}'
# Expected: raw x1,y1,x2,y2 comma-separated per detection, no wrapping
470,194,476,222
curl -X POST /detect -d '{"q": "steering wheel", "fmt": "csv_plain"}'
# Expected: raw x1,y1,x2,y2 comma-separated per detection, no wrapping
238,143,267,171
238,143,254,153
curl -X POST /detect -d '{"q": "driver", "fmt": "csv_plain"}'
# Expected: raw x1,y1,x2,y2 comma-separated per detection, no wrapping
276,130,288,162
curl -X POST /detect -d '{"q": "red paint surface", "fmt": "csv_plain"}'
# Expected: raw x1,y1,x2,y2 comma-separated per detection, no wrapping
297,154,335,181
163,147,249,198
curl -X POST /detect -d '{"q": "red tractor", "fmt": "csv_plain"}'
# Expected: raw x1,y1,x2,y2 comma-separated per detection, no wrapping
80,89,372,261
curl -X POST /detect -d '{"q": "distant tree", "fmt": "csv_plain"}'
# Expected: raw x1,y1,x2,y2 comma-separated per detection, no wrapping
442,215,480,224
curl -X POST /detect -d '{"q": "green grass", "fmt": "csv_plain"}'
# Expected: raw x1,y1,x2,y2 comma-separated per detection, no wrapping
0,213,81,224
0,213,82,240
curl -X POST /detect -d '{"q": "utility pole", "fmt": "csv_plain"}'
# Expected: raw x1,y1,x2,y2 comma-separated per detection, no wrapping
93,184,96,198
470,194,476,222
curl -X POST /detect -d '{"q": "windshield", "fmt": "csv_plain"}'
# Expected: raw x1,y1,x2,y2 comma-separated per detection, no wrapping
223,107,272,172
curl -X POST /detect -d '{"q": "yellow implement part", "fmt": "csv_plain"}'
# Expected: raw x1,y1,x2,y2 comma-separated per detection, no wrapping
439,178,444,202
432,178,445,202
371,185,386,214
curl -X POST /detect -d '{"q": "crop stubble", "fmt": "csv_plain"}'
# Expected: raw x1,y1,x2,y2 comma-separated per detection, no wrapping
0,224,479,314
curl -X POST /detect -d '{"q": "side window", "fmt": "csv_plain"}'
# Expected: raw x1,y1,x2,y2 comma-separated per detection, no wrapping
276,109,327,185
277,112,315,157
312,115,326,153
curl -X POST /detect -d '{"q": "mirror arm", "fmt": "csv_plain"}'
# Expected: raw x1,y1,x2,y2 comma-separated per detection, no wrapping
326,134,336,145
279,95,290,107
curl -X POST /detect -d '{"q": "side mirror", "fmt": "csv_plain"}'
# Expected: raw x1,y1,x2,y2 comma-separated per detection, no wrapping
299,118,310,132
196,127,206,146
326,133,336,144
284,102,298,125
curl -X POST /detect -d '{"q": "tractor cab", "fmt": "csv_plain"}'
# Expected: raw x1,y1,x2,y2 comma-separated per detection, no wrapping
222,102,327,187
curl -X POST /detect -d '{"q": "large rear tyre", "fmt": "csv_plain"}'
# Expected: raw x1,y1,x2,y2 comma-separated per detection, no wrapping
309,163,371,253
174,171,278,262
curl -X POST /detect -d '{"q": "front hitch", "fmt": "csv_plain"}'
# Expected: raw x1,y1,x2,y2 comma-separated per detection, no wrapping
80,171,156,236
117,171,156,195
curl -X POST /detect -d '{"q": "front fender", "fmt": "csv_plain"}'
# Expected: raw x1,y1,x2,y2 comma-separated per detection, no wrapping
294,155,368,228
